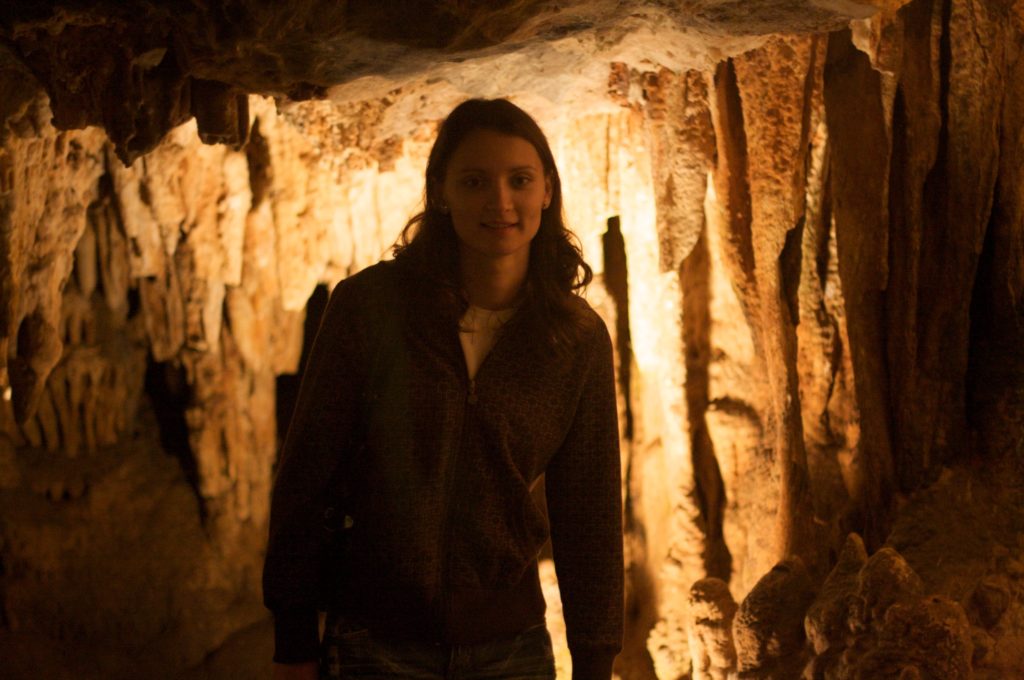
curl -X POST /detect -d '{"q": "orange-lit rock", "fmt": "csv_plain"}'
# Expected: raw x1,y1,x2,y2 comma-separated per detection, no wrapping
0,1,912,164
686,578,738,680
733,557,815,677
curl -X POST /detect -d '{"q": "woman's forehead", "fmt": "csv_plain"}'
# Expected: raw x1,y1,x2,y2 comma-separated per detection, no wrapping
447,129,544,172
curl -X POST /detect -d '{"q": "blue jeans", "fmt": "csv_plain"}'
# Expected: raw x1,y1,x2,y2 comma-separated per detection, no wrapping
320,613,556,680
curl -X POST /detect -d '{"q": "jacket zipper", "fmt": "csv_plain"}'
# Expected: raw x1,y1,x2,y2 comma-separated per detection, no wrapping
438,360,473,633
439,323,502,628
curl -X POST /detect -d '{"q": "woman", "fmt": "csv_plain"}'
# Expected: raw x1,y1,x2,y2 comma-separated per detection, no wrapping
264,98,623,680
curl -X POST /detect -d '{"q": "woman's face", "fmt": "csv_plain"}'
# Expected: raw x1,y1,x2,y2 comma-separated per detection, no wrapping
440,129,552,270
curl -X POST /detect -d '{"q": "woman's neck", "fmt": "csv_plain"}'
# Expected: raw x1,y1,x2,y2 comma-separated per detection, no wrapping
459,251,528,310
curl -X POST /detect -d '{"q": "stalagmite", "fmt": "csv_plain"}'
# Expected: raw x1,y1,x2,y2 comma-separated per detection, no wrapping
686,578,738,680
804,533,868,658
733,557,815,678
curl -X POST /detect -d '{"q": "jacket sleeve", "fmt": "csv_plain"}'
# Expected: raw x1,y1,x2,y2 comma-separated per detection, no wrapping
262,276,368,663
545,319,624,680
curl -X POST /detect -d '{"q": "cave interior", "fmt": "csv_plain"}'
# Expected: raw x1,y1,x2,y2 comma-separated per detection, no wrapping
1,1,1023,678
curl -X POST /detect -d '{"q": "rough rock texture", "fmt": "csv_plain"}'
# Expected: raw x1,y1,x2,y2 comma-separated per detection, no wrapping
0,86,306,677
686,578,738,680
672,531,997,679
732,33,831,583
0,418,268,679
969,1,1024,474
805,534,976,679
886,466,1024,679
851,596,974,679
804,533,868,658
733,557,815,678
0,0,1023,678
0,1,908,165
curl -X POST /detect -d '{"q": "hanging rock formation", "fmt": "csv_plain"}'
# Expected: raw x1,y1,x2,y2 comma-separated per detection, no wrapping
0,0,902,165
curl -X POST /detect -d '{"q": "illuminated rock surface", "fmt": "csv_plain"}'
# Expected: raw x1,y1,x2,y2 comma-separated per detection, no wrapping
1,0,1022,678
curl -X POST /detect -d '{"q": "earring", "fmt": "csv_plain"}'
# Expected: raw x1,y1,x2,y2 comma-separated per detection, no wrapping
439,203,449,214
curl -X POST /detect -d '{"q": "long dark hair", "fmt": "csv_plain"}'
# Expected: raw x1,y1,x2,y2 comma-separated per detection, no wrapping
393,98,594,354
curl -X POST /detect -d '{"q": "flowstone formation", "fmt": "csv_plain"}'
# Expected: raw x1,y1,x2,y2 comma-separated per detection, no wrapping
1,1,1023,678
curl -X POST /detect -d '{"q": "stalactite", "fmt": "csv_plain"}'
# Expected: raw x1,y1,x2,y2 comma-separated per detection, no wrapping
1,103,107,427
733,34,820,572
794,41,861,553
902,0,1006,471
641,68,715,273
705,59,773,598
681,229,730,583
824,27,899,547
967,5,1024,466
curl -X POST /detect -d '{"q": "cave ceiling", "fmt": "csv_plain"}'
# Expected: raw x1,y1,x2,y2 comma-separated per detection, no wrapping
1,0,906,164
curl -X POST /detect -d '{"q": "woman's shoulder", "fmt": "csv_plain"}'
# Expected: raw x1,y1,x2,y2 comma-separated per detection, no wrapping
569,294,607,331
555,293,611,357
337,258,400,289
319,260,408,335
330,259,403,304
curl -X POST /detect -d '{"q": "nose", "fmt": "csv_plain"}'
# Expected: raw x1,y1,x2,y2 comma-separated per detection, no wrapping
486,179,514,212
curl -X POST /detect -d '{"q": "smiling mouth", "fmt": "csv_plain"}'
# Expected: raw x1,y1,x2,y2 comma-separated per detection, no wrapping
482,222,518,230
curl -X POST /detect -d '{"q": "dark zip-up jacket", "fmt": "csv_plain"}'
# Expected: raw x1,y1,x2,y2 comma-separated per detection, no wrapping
263,260,623,679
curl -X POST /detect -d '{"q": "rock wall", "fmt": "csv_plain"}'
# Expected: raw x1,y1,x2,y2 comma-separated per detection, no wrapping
1,0,1023,678
624,0,1024,675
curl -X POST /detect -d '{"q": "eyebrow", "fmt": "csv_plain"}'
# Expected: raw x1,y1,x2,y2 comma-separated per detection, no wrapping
455,165,540,174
